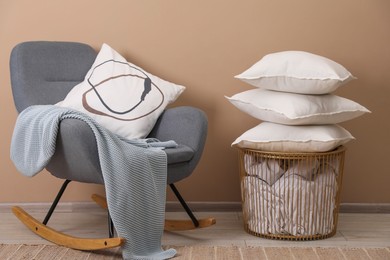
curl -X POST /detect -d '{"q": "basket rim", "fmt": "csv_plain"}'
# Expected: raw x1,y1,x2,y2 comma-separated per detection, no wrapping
237,145,346,156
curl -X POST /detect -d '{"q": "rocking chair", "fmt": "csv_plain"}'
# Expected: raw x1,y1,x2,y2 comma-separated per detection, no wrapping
9,41,215,251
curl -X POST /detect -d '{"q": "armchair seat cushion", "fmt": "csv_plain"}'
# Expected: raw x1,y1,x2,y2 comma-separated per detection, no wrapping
165,145,194,164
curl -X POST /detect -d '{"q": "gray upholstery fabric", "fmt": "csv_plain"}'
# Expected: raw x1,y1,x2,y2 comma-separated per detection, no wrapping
10,41,96,112
46,118,104,184
165,145,194,164
148,106,207,183
10,41,207,186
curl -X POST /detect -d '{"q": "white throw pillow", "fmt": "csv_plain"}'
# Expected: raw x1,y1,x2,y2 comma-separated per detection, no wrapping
232,122,354,152
58,43,185,139
226,89,370,125
235,51,355,94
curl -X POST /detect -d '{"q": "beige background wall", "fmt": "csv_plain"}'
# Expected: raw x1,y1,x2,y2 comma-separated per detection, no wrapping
1,0,389,204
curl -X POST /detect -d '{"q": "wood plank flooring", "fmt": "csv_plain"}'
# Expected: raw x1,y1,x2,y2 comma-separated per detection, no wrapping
1,206,389,248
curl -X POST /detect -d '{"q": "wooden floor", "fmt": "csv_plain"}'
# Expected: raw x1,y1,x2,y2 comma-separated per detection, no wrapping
1,207,389,248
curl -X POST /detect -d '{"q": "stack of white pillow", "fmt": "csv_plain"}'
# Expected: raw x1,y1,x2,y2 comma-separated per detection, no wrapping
226,51,370,152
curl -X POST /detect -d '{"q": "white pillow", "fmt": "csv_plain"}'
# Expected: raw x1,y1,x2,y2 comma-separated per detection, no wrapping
232,122,354,152
226,89,370,125
57,43,185,139
235,51,355,94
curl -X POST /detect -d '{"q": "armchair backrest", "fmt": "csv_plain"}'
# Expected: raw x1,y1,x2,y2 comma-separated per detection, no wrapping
10,41,97,112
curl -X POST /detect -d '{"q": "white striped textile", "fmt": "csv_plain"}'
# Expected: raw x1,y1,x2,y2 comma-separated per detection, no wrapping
10,105,176,260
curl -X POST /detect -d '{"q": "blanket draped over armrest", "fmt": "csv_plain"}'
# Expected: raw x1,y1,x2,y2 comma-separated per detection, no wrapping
10,105,177,260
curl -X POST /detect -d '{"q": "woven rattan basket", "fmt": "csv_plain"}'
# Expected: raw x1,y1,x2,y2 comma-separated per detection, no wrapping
238,146,346,240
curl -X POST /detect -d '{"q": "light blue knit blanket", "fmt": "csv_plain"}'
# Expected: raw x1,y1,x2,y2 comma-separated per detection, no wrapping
10,105,177,260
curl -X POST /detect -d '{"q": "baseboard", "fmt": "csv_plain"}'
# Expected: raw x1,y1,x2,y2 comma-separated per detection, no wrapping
0,201,241,213
165,201,242,212
167,202,390,213
339,203,390,213
1,202,389,213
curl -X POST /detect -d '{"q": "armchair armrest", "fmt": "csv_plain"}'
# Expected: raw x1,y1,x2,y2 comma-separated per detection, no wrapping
147,106,208,155
148,106,208,183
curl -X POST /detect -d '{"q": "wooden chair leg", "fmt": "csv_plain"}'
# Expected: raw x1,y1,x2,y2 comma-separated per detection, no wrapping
91,194,216,231
12,206,124,250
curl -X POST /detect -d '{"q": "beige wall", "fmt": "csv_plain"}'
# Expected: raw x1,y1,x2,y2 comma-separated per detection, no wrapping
1,0,389,204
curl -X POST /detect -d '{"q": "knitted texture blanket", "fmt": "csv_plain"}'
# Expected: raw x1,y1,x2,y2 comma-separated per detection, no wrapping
10,105,177,260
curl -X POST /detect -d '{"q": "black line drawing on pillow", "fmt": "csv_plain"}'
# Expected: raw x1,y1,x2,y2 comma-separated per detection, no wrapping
82,59,165,121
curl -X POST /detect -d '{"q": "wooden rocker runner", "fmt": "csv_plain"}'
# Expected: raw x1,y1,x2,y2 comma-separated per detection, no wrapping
12,206,125,250
11,181,216,251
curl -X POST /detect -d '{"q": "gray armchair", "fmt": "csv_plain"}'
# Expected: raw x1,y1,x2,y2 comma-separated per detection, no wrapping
10,41,215,251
